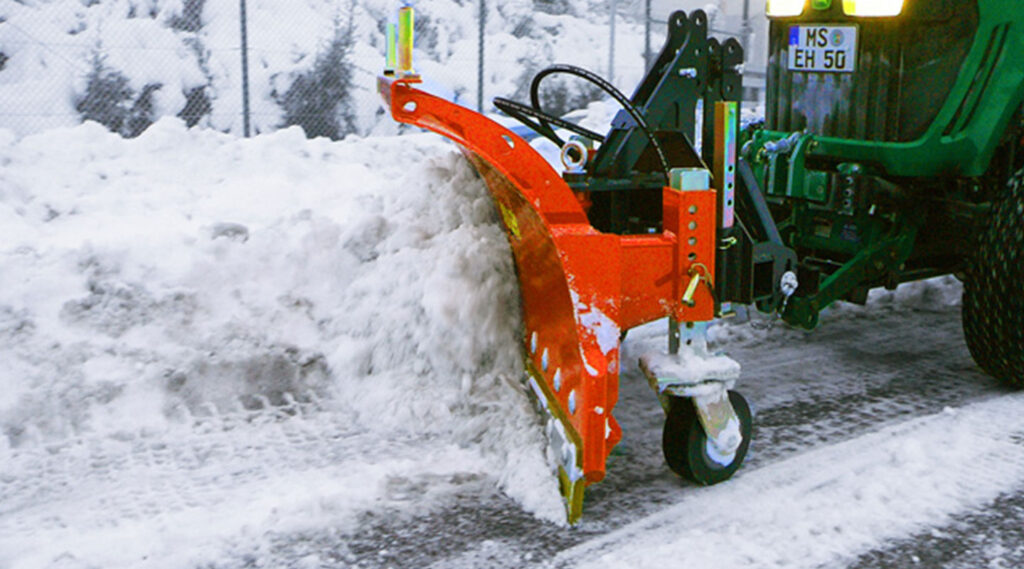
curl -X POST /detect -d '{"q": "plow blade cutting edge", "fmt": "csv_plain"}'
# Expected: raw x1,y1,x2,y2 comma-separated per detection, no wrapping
379,76,719,524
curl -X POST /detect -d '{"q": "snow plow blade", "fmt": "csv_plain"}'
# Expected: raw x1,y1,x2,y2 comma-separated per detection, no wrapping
379,76,717,524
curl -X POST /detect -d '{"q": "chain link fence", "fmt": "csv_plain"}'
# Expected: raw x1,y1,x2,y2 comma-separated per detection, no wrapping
0,0,766,141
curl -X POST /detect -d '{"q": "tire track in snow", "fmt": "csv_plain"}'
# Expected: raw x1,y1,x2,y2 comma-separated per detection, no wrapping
554,394,1024,569
0,402,359,525
0,402,497,569
740,308,1001,468
848,489,1024,569
583,304,997,523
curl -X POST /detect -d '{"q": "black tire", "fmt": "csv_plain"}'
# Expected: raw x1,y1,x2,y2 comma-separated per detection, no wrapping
662,390,753,485
962,170,1024,388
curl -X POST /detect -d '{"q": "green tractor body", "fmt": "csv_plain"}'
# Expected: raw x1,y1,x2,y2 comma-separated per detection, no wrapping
761,0,1024,178
741,0,1024,341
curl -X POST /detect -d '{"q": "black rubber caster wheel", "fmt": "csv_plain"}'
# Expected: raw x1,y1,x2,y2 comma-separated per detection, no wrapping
662,390,753,485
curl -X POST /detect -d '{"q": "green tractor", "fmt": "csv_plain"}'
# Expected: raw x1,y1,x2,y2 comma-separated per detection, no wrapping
750,0,1024,384
491,0,1024,384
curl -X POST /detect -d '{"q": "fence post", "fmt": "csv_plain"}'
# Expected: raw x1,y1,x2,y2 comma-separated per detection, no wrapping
239,0,252,137
644,0,651,72
478,0,485,112
608,0,617,84
741,0,752,55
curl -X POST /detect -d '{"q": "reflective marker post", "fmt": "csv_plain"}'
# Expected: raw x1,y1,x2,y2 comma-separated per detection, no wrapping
398,5,415,76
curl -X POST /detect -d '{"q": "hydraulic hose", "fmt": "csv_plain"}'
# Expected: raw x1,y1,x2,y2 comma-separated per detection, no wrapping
495,64,672,184
492,97,606,144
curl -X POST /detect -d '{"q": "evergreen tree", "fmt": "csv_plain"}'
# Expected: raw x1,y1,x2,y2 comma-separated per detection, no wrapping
277,8,357,140
75,51,162,138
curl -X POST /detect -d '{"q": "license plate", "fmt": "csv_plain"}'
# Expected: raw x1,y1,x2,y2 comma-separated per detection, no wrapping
788,25,857,73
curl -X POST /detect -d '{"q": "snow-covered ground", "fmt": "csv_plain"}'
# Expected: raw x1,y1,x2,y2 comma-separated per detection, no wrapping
561,396,1024,568
2,115,1023,569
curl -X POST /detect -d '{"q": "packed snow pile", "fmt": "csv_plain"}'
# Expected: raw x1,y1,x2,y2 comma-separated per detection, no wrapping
0,119,564,568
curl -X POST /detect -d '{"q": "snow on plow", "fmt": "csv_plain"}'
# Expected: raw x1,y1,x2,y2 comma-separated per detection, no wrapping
378,7,749,524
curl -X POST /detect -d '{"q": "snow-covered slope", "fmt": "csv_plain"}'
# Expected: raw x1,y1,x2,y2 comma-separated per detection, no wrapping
0,0,650,137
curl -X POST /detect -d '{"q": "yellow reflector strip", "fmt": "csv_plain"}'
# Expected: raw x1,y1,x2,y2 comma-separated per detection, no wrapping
385,23,396,71
842,0,904,16
398,6,414,74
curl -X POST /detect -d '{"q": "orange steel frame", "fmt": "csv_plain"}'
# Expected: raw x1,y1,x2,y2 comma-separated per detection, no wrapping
380,76,717,495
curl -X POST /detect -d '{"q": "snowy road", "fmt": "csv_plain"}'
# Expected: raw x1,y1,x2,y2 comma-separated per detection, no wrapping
3,124,1023,569
12,293,1009,569
333,298,1024,569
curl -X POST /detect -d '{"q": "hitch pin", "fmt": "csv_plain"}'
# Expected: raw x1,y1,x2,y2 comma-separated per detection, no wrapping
682,272,702,307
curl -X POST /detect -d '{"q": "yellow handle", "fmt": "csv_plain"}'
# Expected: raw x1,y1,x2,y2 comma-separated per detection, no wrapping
682,272,702,306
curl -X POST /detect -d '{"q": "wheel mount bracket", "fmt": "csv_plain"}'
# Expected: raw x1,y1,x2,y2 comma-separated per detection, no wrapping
641,316,743,459
693,388,743,458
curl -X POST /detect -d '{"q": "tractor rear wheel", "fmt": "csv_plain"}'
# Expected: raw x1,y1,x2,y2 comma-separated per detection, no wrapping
962,170,1024,387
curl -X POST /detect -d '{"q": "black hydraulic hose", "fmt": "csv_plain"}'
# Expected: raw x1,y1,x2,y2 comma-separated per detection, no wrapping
529,64,671,183
492,97,606,144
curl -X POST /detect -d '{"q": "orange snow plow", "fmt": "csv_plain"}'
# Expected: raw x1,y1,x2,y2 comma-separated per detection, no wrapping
379,7,758,524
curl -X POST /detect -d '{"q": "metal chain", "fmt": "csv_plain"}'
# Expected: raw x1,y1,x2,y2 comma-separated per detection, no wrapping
751,271,798,330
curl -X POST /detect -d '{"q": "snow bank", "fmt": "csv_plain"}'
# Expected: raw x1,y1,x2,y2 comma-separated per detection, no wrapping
0,118,562,567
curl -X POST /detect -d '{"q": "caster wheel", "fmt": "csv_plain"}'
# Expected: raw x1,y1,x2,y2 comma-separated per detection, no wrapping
662,390,753,485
